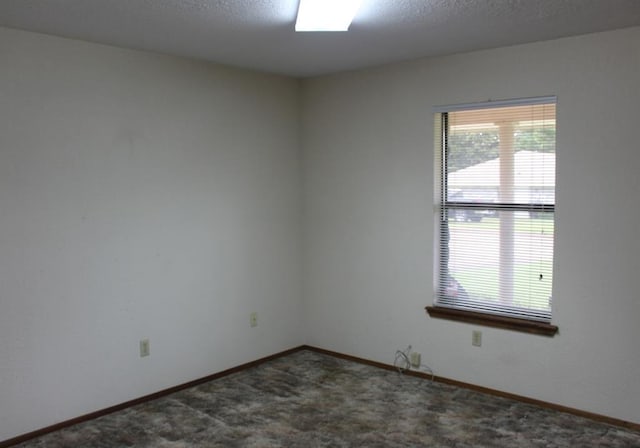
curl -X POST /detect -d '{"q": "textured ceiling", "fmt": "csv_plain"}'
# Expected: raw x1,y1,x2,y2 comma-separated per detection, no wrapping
1,0,639,77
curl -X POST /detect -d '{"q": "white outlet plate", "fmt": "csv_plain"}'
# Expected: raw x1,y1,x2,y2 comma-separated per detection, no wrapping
250,312,258,327
140,338,150,357
410,352,421,368
472,330,482,347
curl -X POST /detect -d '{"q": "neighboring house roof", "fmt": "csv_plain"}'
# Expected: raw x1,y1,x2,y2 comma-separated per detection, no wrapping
448,151,555,189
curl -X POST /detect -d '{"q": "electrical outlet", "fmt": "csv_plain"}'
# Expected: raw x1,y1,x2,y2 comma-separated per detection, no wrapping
410,352,421,368
472,330,482,347
140,338,150,357
250,312,258,328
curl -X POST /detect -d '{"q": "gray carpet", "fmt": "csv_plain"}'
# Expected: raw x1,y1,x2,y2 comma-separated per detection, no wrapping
13,350,640,447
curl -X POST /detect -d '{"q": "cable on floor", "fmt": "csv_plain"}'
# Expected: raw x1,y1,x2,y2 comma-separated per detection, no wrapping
394,345,434,381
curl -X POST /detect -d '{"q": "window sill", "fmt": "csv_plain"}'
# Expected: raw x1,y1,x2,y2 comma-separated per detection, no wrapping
425,306,558,336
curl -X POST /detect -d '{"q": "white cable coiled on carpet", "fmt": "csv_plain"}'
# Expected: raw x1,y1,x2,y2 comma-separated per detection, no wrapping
394,345,434,381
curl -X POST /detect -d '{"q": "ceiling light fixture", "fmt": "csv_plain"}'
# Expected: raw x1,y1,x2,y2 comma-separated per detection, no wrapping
295,0,363,32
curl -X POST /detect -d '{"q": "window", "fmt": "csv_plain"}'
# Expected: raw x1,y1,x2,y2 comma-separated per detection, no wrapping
427,97,558,335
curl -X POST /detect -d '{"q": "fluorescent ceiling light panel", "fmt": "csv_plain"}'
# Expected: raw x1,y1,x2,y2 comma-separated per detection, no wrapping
295,0,363,32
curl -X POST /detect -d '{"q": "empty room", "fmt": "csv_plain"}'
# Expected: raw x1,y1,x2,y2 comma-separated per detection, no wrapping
1,0,639,446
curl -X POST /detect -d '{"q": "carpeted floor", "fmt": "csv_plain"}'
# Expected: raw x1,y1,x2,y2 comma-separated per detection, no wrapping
13,350,640,447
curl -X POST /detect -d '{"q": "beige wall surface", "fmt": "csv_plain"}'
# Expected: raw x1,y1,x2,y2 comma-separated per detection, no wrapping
0,27,302,441
301,27,640,425
2,22,640,442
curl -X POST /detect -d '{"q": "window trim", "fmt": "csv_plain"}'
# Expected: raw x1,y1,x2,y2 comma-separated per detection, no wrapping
430,97,558,334
433,96,557,113
425,305,558,336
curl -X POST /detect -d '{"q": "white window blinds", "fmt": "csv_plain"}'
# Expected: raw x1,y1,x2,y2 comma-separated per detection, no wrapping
435,97,556,322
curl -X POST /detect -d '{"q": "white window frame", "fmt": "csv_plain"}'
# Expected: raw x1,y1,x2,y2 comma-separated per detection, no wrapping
427,97,558,335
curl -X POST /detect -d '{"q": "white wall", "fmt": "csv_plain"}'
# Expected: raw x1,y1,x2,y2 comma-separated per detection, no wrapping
0,27,302,441
3,23,639,442
302,27,640,424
